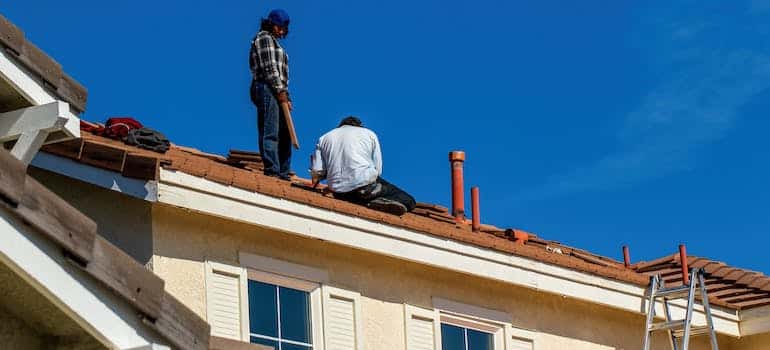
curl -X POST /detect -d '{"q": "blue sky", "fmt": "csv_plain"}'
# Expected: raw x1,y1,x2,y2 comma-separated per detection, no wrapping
5,1,770,272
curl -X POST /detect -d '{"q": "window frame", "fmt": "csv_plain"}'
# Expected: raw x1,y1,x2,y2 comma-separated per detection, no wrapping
440,313,505,350
432,298,537,350
243,268,325,350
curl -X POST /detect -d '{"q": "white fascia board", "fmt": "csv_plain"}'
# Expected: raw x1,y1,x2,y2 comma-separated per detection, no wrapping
0,210,167,349
157,169,741,336
31,152,158,201
740,305,770,336
0,48,80,139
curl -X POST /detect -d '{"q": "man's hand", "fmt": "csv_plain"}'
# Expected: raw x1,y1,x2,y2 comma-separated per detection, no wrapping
311,173,322,188
277,91,290,103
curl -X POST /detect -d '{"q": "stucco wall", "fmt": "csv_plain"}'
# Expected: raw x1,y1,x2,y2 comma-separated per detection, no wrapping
0,309,46,350
29,167,154,265
151,204,753,350
728,333,770,349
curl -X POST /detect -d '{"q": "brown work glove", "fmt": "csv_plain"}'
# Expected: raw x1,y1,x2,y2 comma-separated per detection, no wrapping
276,91,290,103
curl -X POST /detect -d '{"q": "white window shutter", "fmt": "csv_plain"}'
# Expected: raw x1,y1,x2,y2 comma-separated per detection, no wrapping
322,286,364,350
506,325,536,350
404,304,441,350
511,338,533,350
205,261,249,341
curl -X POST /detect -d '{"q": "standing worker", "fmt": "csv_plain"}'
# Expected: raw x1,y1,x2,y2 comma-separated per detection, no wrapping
250,9,293,180
311,116,416,216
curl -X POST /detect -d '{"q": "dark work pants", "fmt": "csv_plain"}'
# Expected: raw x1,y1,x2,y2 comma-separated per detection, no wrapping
333,177,416,212
252,81,291,178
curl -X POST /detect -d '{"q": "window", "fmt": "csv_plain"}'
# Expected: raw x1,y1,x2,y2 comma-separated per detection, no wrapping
248,280,314,349
405,299,536,350
246,270,322,350
439,313,503,350
441,323,494,350
206,255,364,350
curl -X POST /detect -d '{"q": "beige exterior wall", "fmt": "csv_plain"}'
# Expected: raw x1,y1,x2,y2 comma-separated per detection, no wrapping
728,333,770,349
28,167,154,265
152,203,760,350
0,310,46,350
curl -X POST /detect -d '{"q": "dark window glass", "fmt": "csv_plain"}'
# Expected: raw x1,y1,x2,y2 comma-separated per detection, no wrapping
250,336,278,349
282,342,312,350
248,280,278,337
441,323,465,350
467,328,493,350
279,287,313,343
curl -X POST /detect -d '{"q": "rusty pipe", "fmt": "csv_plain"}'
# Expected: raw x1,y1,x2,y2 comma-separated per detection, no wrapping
623,246,631,268
449,151,465,222
471,186,480,232
679,244,690,285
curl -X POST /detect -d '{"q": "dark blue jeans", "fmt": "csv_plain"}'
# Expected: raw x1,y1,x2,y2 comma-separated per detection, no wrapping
252,81,291,178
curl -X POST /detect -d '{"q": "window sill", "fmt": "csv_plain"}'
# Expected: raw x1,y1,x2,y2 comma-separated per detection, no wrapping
209,336,274,350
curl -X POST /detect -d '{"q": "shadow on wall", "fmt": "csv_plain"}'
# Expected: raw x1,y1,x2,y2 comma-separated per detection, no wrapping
26,167,154,266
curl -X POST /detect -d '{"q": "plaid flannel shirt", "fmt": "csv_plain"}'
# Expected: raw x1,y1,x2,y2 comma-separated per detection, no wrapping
250,30,289,94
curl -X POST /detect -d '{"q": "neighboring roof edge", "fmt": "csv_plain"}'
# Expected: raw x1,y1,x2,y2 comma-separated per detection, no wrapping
0,148,209,350
634,254,770,310
0,13,88,113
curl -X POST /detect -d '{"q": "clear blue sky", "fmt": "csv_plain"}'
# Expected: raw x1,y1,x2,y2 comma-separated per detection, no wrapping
5,1,770,273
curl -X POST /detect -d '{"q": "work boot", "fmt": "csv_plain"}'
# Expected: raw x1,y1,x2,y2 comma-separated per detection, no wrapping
367,198,407,216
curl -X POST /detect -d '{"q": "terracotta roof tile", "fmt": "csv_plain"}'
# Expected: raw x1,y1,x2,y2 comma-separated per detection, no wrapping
632,254,770,310
45,126,770,309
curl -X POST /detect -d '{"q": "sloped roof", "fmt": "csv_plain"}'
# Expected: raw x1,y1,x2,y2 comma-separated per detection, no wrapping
42,127,649,286
41,125,770,310
0,13,88,113
0,148,209,350
634,255,770,310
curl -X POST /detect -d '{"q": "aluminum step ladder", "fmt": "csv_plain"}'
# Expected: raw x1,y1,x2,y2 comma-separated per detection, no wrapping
642,267,719,350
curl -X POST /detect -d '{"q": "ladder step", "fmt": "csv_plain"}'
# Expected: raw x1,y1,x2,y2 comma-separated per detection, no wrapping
649,320,685,331
673,325,712,338
654,285,691,299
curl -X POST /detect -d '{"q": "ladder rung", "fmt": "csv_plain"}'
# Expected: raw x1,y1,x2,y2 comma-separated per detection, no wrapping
649,320,685,331
673,325,712,338
654,285,691,299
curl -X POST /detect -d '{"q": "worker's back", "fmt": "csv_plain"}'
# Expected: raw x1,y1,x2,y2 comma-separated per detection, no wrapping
315,125,382,193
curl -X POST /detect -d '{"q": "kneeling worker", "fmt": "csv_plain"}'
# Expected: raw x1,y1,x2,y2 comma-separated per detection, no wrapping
310,116,416,216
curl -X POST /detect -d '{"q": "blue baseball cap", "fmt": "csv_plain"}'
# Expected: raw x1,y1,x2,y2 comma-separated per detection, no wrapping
267,9,290,28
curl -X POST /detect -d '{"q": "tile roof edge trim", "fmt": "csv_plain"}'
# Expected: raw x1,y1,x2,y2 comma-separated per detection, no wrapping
0,206,167,348
158,169,743,336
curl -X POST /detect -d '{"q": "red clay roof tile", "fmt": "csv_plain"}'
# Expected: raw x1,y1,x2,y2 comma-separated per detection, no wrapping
41,127,770,309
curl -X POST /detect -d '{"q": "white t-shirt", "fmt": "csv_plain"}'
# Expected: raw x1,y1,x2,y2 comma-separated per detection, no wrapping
310,125,382,193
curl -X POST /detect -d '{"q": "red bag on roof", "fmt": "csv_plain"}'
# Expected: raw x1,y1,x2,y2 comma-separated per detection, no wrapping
100,117,143,140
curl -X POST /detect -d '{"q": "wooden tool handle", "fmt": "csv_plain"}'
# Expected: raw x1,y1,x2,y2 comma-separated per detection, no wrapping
280,101,300,149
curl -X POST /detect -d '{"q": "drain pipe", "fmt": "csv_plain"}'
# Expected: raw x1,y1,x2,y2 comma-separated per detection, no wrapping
623,246,631,268
679,244,690,285
471,186,480,232
449,151,465,223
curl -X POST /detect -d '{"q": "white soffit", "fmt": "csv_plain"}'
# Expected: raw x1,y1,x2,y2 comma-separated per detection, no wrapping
31,152,158,201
